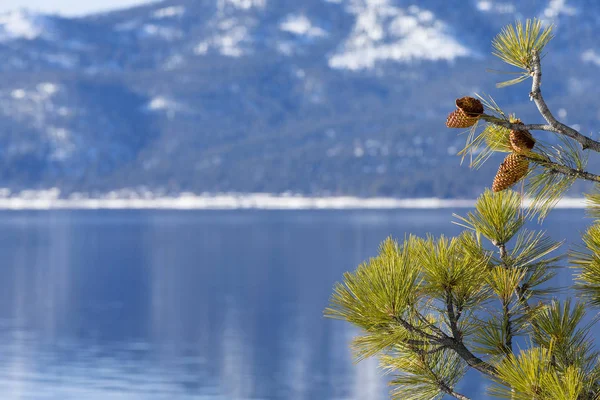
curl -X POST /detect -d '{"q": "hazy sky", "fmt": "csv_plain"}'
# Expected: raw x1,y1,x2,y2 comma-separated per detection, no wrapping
0,0,156,16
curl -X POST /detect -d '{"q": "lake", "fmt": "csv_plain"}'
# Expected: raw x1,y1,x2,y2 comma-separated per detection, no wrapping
0,209,591,399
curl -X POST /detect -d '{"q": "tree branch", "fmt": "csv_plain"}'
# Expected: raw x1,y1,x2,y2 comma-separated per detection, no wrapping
502,300,513,355
525,155,600,183
481,49,600,154
479,115,554,133
439,381,471,400
414,350,472,400
411,347,470,400
396,310,498,378
395,316,442,342
498,243,508,260
446,291,462,340
443,290,499,378
528,49,600,153
415,311,451,339
442,337,498,378
497,243,514,355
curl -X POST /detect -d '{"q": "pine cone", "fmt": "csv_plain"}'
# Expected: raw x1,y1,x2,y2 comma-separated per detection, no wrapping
446,109,479,128
456,96,484,117
509,123,535,153
492,153,529,192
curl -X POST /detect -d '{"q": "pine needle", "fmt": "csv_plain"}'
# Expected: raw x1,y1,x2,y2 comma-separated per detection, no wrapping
453,189,524,246
525,137,586,221
491,19,554,87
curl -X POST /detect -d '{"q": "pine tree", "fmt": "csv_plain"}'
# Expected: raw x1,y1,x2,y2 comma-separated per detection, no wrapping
325,19,600,400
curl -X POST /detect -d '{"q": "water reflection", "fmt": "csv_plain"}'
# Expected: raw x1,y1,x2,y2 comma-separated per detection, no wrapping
0,209,586,399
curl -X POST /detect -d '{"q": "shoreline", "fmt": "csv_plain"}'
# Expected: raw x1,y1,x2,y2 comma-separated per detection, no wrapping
0,191,587,210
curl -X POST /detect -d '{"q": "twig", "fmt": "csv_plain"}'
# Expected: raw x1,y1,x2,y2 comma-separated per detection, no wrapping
395,316,441,342
498,243,508,260
479,115,553,133
415,310,449,339
443,290,499,378
415,350,472,400
439,381,471,400
396,311,498,378
529,49,600,152
515,284,532,312
524,155,600,183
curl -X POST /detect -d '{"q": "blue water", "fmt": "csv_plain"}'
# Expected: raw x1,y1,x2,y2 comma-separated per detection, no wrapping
0,209,590,399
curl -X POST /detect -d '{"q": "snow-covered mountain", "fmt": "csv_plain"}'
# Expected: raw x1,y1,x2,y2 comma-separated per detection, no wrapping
0,0,596,197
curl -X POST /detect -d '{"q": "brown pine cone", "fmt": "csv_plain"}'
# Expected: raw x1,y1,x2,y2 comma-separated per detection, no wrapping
492,153,529,192
456,96,484,117
509,121,535,153
446,109,479,128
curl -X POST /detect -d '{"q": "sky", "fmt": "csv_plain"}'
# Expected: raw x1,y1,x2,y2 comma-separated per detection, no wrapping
0,0,156,16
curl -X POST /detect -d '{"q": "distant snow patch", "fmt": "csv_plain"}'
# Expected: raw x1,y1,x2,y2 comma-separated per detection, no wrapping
218,32,247,56
0,10,53,41
329,2,470,70
476,1,515,13
47,127,75,161
38,82,59,96
147,96,176,111
1,82,67,136
197,1,261,58
217,0,266,11
477,1,492,11
145,96,188,117
582,49,600,66
194,22,250,57
163,54,185,70
141,24,182,40
10,83,59,100
152,6,185,19
115,19,140,31
11,89,26,99
541,0,576,19
557,108,567,119
276,41,294,56
44,53,79,69
280,15,327,38
195,41,210,55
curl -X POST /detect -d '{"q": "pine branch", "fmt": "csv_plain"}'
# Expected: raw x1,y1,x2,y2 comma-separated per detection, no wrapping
497,243,514,355
498,243,508,260
443,337,498,378
479,115,553,133
524,155,600,183
395,315,442,342
394,314,498,379
529,49,600,153
398,311,498,378
416,351,471,400
415,312,450,339
481,49,600,156
443,290,499,378
502,300,513,355
515,285,531,308
446,290,461,339
438,382,471,400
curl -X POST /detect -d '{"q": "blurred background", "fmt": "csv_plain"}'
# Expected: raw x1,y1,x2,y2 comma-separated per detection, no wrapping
0,0,596,399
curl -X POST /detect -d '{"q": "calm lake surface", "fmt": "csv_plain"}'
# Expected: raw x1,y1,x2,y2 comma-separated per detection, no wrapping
0,209,590,399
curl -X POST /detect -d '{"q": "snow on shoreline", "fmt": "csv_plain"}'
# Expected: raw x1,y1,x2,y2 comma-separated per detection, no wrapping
0,189,587,210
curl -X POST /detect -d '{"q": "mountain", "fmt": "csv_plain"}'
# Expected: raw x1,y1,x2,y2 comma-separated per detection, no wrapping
0,0,597,198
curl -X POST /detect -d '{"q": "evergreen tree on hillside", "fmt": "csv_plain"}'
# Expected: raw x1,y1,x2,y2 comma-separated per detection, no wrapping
325,19,600,400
